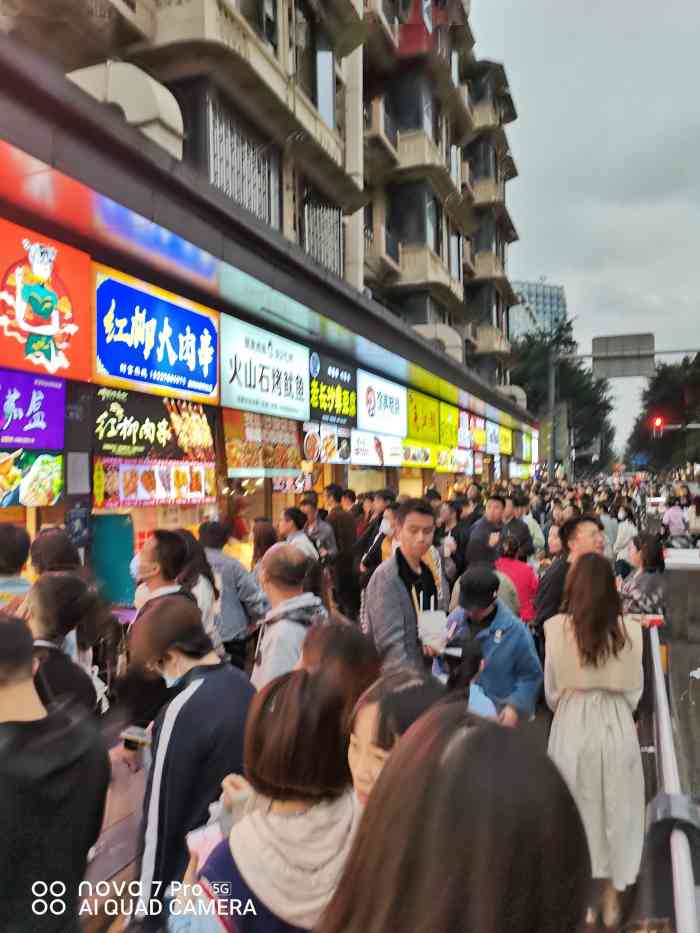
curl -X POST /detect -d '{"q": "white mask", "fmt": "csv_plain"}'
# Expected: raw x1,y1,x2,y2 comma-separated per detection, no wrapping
380,518,392,536
618,510,626,521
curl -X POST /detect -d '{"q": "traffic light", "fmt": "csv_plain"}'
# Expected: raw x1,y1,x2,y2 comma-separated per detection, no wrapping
652,416,664,439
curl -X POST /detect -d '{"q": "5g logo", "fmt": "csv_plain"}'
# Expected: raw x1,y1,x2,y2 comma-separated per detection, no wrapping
32,881,67,916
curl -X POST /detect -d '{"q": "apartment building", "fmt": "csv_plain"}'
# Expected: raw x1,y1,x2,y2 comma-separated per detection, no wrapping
4,0,519,391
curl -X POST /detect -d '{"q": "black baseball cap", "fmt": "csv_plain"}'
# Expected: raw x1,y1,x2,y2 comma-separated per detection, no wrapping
459,565,499,612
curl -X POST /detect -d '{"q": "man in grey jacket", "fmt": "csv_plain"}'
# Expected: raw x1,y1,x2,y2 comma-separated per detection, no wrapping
199,521,268,670
364,498,443,672
251,543,327,690
300,494,337,559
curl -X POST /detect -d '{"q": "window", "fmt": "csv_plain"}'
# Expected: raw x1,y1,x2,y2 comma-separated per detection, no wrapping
291,0,316,104
426,196,443,258
431,97,443,147
449,227,462,282
208,93,281,229
298,177,344,277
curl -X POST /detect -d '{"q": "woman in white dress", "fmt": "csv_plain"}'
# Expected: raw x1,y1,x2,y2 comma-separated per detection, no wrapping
545,552,644,929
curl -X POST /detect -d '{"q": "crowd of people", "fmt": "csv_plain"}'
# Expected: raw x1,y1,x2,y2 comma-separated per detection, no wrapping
0,472,676,931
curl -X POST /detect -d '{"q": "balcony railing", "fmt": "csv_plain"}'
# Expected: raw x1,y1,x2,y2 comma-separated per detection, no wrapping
385,227,401,265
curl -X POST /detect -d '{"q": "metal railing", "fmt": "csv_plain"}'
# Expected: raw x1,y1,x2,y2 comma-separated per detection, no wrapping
649,626,698,933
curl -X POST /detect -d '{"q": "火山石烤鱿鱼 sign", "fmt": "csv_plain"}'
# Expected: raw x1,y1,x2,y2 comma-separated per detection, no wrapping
0,218,92,381
221,317,309,422
93,264,219,404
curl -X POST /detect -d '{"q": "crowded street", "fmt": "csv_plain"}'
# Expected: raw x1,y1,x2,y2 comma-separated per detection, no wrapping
1,3,700,932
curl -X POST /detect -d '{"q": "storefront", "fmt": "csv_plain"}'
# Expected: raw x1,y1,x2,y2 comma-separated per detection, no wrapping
220,316,311,526
350,370,407,493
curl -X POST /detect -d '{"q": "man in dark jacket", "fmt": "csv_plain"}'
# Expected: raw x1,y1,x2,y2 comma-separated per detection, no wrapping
0,617,110,933
134,598,254,928
324,484,357,556
500,494,534,561
533,514,607,643
466,494,505,566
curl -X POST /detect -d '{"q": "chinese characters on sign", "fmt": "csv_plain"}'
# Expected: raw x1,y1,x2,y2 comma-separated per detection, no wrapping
93,388,216,461
94,265,219,404
0,368,64,449
524,433,533,463
308,352,357,427
407,390,440,444
499,425,513,456
439,402,459,449
221,318,310,422
356,370,407,438
470,415,486,452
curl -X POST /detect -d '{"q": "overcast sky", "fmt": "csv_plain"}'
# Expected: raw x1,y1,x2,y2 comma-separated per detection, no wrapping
471,0,700,452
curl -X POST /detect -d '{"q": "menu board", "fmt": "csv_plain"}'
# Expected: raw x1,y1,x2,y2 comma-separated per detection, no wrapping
93,264,219,404
303,422,351,465
0,218,92,381
93,387,216,461
499,425,513,456
436,447,470,474
309,352,356,427
486,420,500,455
221,317,310,421
439,402,459,448
0,450,63,508
356,371,407,438
470,415,486,452
407,390,439,444
0,368,65,450
350,430,403,467
223,409,302,477
402,440,438,469
93,457,217,509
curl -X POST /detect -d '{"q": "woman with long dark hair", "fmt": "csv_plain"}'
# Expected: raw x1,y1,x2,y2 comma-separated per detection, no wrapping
176,529,224,659
545,553,644,928
317,704,591,933
252,518,278,569
621,532,666,616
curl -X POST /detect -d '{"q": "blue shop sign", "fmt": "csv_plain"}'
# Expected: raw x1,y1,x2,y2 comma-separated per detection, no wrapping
93,264,220,404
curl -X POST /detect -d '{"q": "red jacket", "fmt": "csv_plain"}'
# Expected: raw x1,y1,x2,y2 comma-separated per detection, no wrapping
495,557,539,623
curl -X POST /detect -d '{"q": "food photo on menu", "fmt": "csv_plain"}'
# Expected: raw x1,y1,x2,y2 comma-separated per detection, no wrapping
0,449,63,507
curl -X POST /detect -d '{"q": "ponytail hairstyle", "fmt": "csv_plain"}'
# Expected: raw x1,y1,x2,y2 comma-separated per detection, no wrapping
176,528,220,601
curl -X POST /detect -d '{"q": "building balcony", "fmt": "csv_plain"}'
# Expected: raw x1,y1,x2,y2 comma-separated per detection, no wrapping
129,0,364,211
364,222,402,281
364,97,399,182
386,244,464,315
2,0,156,71
461,157,474,198
319,0,368,58
471,252,518,305
394,129,460,207
473,176,506,208
363,0,400,71
413,323,465,364
473,323,511,358
472,99,502,133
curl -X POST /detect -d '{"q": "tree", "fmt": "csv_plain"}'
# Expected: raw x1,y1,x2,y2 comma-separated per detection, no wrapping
510,321,616,474
625,354,700,472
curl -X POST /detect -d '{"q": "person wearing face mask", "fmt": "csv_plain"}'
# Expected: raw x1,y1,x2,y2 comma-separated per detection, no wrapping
131,530,190,614
129,597,254,930
359,501,399,588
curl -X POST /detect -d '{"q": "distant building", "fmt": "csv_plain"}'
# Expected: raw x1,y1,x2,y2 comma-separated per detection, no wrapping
509,281,567,340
